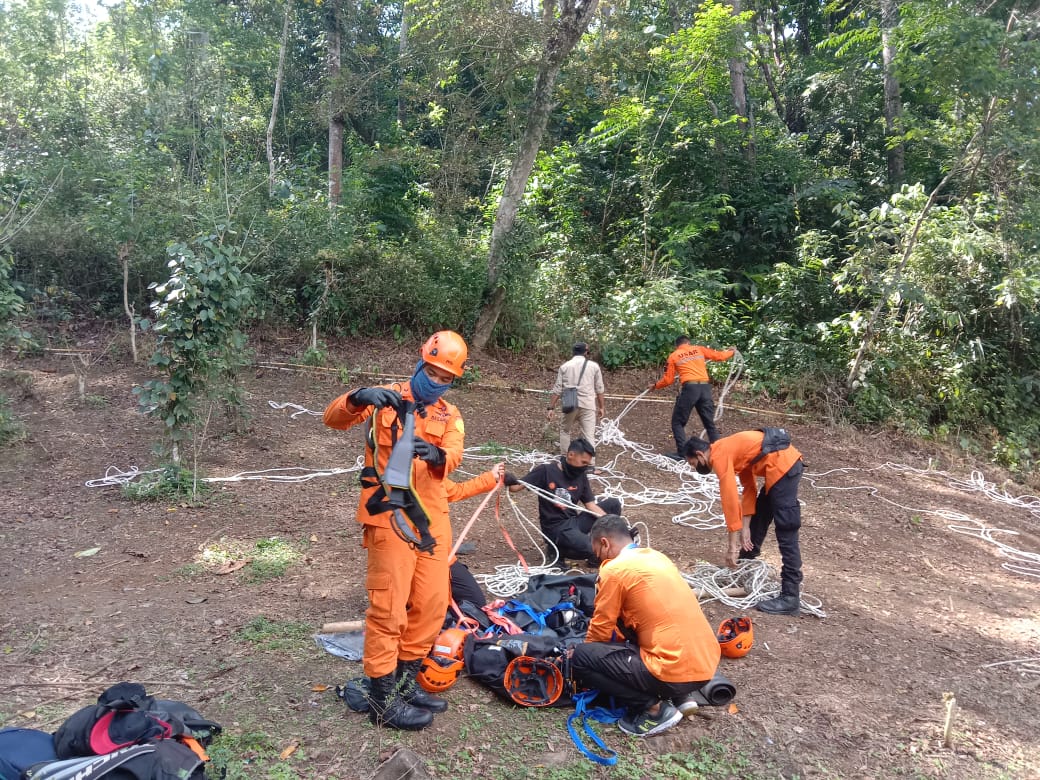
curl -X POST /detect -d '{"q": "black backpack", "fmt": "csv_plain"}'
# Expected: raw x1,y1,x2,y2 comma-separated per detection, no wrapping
24,741,206,780
750,427,791,465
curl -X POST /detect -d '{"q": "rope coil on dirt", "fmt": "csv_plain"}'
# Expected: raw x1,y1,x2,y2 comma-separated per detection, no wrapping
681,559,827,618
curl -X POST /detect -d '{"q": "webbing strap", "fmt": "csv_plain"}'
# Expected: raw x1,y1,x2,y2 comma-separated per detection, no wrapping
566,690,624,766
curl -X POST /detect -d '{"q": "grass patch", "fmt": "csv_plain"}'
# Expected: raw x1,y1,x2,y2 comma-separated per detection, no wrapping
208,729,305,780
200,536,303,583
234,617,314,651
467,440,515,456
121,464,210,503
655,739,756,778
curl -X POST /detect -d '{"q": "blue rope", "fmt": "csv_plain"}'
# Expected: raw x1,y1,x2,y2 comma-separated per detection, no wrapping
565,690,626,766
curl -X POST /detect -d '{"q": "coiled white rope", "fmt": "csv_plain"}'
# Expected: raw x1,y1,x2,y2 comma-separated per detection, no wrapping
267,401,322,418
681,559,827,618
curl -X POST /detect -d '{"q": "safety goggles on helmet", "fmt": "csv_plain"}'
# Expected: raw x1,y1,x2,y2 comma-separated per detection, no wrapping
421,331,468,378
503,656,565,707
417,655,464,693
716,616,754,658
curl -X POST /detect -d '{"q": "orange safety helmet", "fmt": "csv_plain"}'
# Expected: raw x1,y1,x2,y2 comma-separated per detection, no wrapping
417,654,464,693
421,331,468,378
503,656,565,707
717,616,754,658
431,627,468,661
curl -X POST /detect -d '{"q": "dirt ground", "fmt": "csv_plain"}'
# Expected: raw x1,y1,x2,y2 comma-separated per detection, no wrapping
1,324,1038,780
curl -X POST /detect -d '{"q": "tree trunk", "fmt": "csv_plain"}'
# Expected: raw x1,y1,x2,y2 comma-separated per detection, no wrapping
881,0,904,189
397,0,410,127
726,0,752,160
327,0,344,205
268,0,293,197
471,0,600,350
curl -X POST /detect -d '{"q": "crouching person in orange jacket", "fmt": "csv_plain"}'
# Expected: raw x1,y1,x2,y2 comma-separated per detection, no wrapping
323,331,468,730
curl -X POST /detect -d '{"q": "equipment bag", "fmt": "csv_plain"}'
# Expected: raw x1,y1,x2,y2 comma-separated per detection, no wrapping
560,359,589,414
0,728,57,780
750,427,791,465
23,741,206,780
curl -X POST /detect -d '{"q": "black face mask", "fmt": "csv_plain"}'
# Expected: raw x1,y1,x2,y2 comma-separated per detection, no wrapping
561,459,589,480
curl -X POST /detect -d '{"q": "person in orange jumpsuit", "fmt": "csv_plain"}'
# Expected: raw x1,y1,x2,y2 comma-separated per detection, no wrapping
323,330,468,730
682,429,805,615
570,515,721,737
649,335,735,451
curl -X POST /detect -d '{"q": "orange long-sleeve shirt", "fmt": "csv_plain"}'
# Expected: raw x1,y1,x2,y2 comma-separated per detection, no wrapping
654,343,734,388
586,547,720,683
323,383,465,539
710,430,803,531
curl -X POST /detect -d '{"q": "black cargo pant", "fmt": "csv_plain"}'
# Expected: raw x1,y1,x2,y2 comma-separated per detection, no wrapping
544,497,623,562
740,461,804,596
571,641,708,712
672,382,719,448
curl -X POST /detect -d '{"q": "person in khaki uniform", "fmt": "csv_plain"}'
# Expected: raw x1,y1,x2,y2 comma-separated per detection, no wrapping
570,515,722,737
323,331,467,731
547,342,605,453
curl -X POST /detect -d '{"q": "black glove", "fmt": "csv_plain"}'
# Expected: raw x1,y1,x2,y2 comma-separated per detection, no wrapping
412,437,446,467
503,472,520,487
348,387,402,410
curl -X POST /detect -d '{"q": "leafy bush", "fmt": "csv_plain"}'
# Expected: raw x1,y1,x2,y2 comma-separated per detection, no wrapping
133,230,254,461
583,274,733,368
121,463,207,502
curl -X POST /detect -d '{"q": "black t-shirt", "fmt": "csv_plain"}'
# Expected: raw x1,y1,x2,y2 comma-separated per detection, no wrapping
520,458,595,530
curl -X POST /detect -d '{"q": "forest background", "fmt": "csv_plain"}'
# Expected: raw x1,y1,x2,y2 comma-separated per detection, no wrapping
1,0,1038,478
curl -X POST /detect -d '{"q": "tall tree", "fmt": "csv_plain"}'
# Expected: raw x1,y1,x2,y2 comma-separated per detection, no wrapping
268,0,294,197
880,0,904,188
327,0,344,205
472,0,600,350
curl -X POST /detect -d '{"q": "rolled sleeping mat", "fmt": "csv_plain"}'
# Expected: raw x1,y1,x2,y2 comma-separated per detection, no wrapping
688,668,736,707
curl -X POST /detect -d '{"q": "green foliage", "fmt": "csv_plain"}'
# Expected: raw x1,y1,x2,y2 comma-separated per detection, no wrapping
0,394,26,445
132,231,254,460
654,740,755,778
586,275,732,368
121,464,207,503
0,254,29,348
200,536,303,583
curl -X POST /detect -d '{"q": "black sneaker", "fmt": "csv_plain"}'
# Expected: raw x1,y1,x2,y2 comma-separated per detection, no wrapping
618,701,683,737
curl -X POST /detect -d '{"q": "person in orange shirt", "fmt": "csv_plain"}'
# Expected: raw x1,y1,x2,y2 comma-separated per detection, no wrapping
649,335,735,452
682,429,805,616
323,330,468,730
570,515,722,737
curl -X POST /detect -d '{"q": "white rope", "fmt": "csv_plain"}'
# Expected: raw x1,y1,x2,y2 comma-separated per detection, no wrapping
805,463,1040,579
267,400,322,418
681,559,827,618
979,657,1040,676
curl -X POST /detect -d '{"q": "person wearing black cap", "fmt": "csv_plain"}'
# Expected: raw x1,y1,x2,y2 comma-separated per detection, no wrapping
546,342,606,454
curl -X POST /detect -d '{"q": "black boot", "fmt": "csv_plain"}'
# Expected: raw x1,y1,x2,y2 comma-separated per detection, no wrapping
397,659,449,713
756,593,800,615
367,673,433,730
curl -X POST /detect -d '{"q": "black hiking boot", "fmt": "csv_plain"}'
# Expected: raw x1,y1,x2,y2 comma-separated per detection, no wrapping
755,594,800,615
397,659,449,713
367,673,434,730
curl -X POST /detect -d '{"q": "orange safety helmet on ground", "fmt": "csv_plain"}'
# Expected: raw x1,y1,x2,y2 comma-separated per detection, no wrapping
503,656,565,707
431,627,468,661
417,654,464,693
421,331,468,378
717,616,754,658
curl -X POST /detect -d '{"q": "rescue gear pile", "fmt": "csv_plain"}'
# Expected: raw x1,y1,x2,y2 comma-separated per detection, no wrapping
0,683,221,780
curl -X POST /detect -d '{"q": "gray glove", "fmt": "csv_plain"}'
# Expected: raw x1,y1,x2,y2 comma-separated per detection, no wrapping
412,437,446,467
347,387,403,410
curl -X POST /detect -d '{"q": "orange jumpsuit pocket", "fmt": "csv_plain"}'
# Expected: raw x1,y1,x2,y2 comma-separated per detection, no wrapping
366,571,394,615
